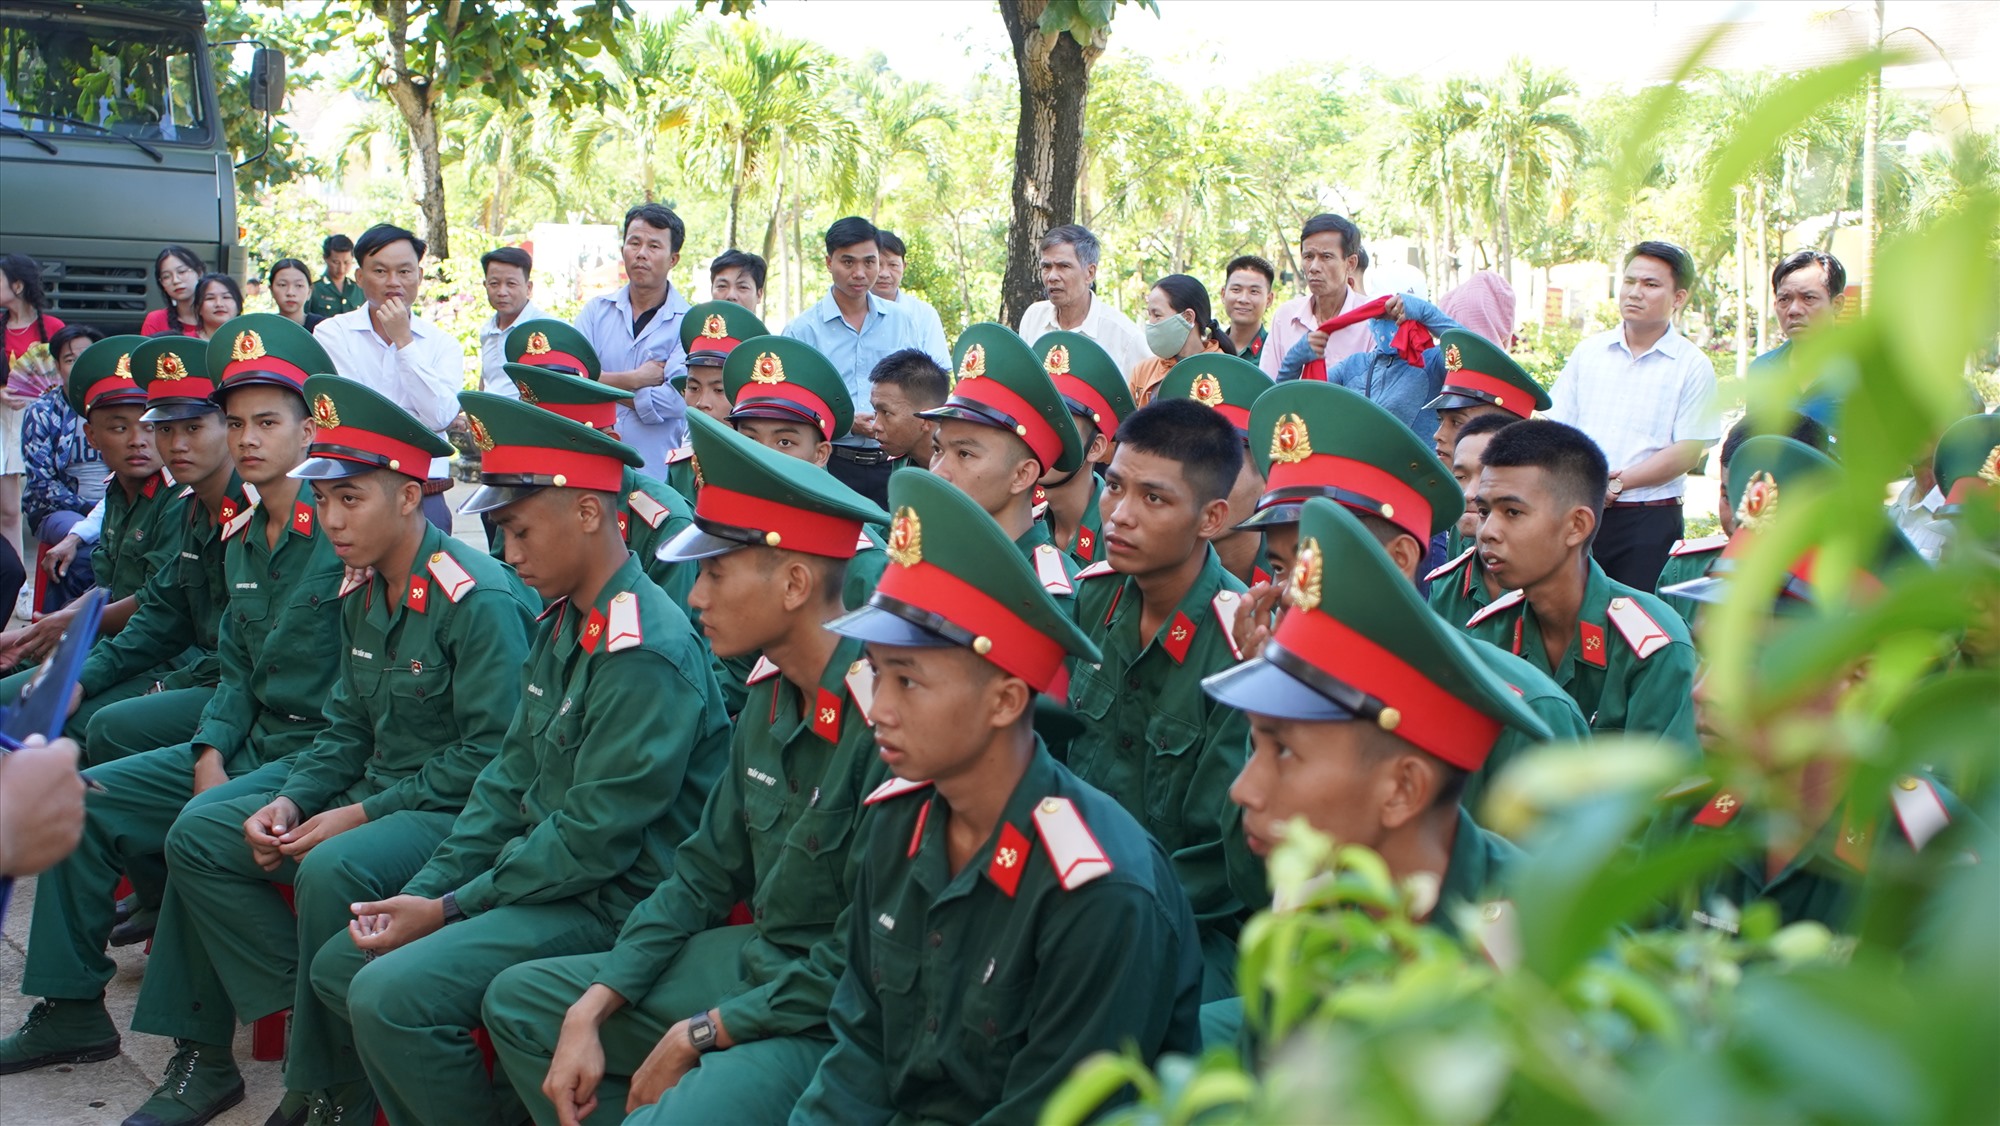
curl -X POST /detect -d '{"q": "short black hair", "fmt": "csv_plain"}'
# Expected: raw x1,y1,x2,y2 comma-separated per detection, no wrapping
0,252,49,314
321,234,354,258
1772,249,1846,297
824,216,879,258
1479,419,1608,530
623,204,686,253
1355,245,1371,273
1456,411,1517,444
876,229,907,258
354,224,426,265
710,249,766,291
1040,224,1101,268
1357,720,1469,810
191,273,243,317
1626,240,1694,291
1299,213,1363,259
1113,398,1245,507
1720,411,1830,469
868,349,951,409
50,323,104,359
480,246,533,279
1223,255,1275,287
152,245,205,301
268,257,313,288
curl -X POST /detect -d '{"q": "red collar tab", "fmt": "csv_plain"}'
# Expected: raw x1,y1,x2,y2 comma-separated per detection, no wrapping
1579,621,1607,668
986,822,1032,897
407,575,430,614
580,607,609,652
812,687,843,742
1693,791,1741,827
291,501,316,536
1161,610,1196,664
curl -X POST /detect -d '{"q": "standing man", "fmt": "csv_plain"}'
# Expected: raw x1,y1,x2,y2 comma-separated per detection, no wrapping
576,203,695,475
707,249,766,317
306,234,364,321
313,223,467,530
1259,214,1372,379
476,246,547,396
1421,327,1550,462
872,229,950,363
1219,255,1274,362
1545,240,1720,590
783,216,943,507
1016,224,1149,378
1033,332,1134,567
866,349,950,475
1748,249,1847,380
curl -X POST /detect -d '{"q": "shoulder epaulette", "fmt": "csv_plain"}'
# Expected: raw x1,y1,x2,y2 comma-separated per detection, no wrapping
604,590,643,652
1669,534,1729,557
665,444,695,465
627,489,670,530
1032,796,1113,889
1466,587,1526,628
1034,543,1073,594
845,659,876,724
1212,590,1244,660
338,569,369,598
221,503,256,541
1075,559,1118,580
1605,596,1673,659
854,530,878,552
1426,544,1477,583
1473,900,1523,971
864,776,933,805
746,655,781,684
426,549,477,602
1889,776,1952,852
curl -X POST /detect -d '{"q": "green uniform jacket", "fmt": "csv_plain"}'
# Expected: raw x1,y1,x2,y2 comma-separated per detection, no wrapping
593,635,888,1041
1457,559,1699,747
1425,541,1497,628
92,470,185,601
306,276,364,319
402,554,732,923
1069,548,1252,976
489,467,699,609
278,524,538,819
192,496,346,773
665,446,698,507
1460,640,1593,816
1653,535,1726,629
1016,519,1080,619
842,527,890,612
793,745,1202,1125
79,474,251,698
1039,473,1105,570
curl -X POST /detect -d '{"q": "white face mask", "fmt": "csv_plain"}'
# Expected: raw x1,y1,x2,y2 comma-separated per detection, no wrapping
1145,312,1194,360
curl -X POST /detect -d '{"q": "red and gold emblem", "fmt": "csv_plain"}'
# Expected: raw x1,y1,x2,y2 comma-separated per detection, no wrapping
1270,412,1312,464
311,394,341,429
156,352,188,381
1444,344,1463,374
467,413,495,452
886,506,922,567
751,352,786,384
524,331,552,357
230,329,266,363
114,353,132,380
1979,445,2000,486
1286,535,1324,613
958,344,986,382
1735,470,1779,530
1044,345,1070,378
1191,374,1223,408
701,314,728,339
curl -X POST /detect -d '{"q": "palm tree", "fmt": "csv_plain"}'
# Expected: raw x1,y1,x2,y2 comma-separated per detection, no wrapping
1465,59,1586,279
561,11,697,204
843,55,954,223
1379,79,1478,289
450,98,562,237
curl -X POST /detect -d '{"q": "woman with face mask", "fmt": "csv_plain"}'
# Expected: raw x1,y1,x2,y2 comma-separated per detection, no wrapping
1129,273,1236,406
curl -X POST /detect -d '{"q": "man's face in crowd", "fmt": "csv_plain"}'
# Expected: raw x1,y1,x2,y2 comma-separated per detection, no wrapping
55,336,90,379
324,250,355,283
682,363,730,424
483,263,531,320
357,240,423,307
864,643,1014,782
1475,463,1587,591
1222,269,1271,330
1039,242,1095,311
1619,254,1685,331
622,220,680,292
1451,432,1496,542
1299,231,1354,300
1100,444,1214,574
930,418,1036,519
155,411,231,490
870,383,933,462
314,471,419,572
1434,404,1509,462
1261,522,1298,590
1775,261,1843,339
873,251,906,300
828,240,878,302
223,386,312,490
689,547,791,660
493,487,602,600
1233,713,1396,858
710,267,762,314
84,405,159,484
734,417,829,467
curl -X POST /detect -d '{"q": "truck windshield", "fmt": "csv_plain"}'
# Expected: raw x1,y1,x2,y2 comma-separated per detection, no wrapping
0,7,210,145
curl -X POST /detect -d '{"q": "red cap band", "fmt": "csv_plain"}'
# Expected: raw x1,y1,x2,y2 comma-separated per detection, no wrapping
310,423,436,474
1945,476,1990,507
83,377,144,409
875,560,1069,692
695,485,864,559
149,376,216,402
1054,374,1115,431
221,356,310,391
521,350,590,375
1440,369,1531,417
688,336,743,362
1266,453,1431,540
482,446,625,492
539,401,619,430
733,383,836,440
949,377,1061,467
1272,608,1500,770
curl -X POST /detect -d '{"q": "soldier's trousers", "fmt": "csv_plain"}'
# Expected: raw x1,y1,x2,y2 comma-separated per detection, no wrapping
482,926,833,1125
311,899,618,1126
0,665,202,766
130,790,455,1091
18,750,284,1002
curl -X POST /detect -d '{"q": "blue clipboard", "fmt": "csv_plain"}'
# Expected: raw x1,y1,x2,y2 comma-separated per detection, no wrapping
0,588,107,920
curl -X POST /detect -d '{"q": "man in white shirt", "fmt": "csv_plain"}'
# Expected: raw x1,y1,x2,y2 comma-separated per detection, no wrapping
1016,224,1148,377
1259,213,1374,379
474,246,547,397
573,203,693,473
1546,240,1720,589
872,228,950,364
313,223,467,529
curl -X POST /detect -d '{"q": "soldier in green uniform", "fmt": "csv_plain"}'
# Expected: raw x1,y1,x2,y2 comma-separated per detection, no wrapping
1199,497,1551,1048
1,316,347,1120
865,348,949,475
1420,326,1550,462
307,393,732,1126
1459,420,1699,746
1930,411,2000,543
674,301,768,427
1063,396,1250,998
1429,411,1515,607
1031,331,1133,568
1152,354,1275,587
1228,381,1588,817
791,468,1202,1122
150,375,538,1126
482,409,890,1125
922,323,1086,611
305,235,364,320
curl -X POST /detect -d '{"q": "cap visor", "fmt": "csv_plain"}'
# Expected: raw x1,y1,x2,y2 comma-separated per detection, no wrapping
1421,391,1488,412
825,603,957,649
458,483,544,516
1234,502,1304,531
918,402,1009,431
140,401,219,422
728,403,821,428
657,523,747,562
1657,574,1731,605
1200,658,1362,723
290,456,377,481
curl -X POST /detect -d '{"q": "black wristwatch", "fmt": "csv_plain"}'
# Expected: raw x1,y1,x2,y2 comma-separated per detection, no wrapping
687,1010,719,1053
440,891,466,925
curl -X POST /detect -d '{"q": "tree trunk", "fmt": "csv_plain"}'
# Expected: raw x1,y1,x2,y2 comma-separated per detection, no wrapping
727,135,747,249
384,81,448,258
761,137,784,267
1496,147,1514,281
998,1,1104,326
1857,0,1883,311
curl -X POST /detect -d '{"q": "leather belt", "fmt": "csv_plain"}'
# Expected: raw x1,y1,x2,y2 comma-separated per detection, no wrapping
830,445,887,466
1609,498,1682,508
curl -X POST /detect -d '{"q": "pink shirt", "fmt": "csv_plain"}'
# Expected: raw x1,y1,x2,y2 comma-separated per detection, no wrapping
1258,287,1374,378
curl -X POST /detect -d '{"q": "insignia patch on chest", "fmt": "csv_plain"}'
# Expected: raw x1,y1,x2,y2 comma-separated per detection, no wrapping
1162,610,1196,664
747,767,778,787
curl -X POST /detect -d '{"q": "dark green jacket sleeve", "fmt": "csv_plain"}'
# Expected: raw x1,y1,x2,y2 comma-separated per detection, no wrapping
787,851,895,1126
80,541,201,696
1179,705,1251,932
401,726,535,902
277,658,375,816
714,809,869,1042
188,539,256,765
1627,640,1700,749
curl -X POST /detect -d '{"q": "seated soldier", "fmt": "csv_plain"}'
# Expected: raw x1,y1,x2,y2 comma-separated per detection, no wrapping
791,468,1202,1122
1150,354,1274,586
154,375,537,1126
1030,332,1133,567
1460,420,1699,746
1420,327,1551,464
665,300,767,503
1066,396,1251,999
2,316,348,1124
307,392,732,1125
1429,410,1516,616
1199,496,1552,1048
484,410,890,1124
866,347,950,476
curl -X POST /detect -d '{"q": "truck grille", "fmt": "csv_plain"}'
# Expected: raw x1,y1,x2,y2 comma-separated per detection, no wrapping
45,265,151,320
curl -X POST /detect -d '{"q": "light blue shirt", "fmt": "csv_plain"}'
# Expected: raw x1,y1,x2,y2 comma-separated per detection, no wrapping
784,289,947,444
574,283,692,473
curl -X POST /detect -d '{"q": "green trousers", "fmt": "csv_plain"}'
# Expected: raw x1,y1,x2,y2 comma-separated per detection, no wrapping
19,751,285,1002
82,685,214,766
310,899,618,1126
0,663,197,764
482,926,833,1125
130,789,455,1089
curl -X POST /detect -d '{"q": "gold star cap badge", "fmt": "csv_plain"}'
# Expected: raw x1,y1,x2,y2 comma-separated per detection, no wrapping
1444,343,1463,373
467,414,495,452
751,352,786,384
1735,470,1779,530
958,344,986,382
311,394,341,429
702,313,728,338
1192,374,1224,408
524,331,552,356
230,329,266,363
1285,535,1324,613
1044,344,1070,378
886,506,923,567
1270,413,1313,464
157,352,188,380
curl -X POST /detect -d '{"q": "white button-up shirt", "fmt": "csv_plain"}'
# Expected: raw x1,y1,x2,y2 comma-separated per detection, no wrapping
1259,288,1374,379
1547,325,1720,502
1017,293,1149,378
476,299,549,397
895,291,951,366
575,284,691,473
314,305,468,479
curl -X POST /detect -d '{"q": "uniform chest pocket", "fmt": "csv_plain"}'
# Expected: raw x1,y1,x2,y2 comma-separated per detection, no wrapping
959,966,1033,1048
777,805,859,925
230,593,274,631
1142,711,1202,833
1067,661,1115,723
385,662,457,740
868,929,924,1052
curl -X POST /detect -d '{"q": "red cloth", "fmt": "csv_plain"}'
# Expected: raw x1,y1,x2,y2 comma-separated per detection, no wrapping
1298,297,1434,381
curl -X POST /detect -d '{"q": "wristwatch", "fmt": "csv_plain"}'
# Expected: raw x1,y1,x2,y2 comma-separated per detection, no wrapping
440,891,465,925
1608,476,1625,498
687,1010,719,1053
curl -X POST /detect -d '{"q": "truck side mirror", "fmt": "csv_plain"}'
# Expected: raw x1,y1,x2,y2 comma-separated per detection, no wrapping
249,47,286,113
